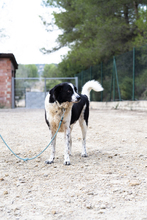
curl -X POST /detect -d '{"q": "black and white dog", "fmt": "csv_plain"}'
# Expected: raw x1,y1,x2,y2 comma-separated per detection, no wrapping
45,80,103,165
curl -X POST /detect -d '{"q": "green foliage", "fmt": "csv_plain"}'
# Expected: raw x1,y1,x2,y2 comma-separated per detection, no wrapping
135,69,147,99
16,64,39,78
41,0,147,76
25,65,39,78
45,79,62,91
42,64,59,77
133,7,147,47
15,65,39,101
120,77,133,100
16,64,29,78
42,64,62,90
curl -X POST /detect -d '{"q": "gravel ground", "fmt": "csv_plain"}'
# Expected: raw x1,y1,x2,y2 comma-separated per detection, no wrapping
0,108,147,220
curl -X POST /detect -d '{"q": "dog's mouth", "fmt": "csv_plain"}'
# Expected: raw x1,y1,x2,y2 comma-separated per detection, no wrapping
72,95,81,103
75,97,81,103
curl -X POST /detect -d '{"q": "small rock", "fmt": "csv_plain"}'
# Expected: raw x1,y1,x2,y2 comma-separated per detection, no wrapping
44,174,48,177
66,199,71,203
14,207,20,212
107,172,112,175
87,192,94,195
129,180,140,186
0,178,4,181
19,180,25,183
86,204,93,209
98,210,105,214
100,204,106,209
51,210,56,215
85,164,89,167
3,191,8,195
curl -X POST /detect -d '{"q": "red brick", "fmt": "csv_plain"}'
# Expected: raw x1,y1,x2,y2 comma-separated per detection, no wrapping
0,57,14,108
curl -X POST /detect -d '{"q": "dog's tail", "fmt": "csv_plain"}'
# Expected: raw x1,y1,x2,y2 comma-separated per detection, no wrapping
81,80,104,100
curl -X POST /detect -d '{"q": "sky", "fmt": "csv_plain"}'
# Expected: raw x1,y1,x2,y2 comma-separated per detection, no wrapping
0,0,69,64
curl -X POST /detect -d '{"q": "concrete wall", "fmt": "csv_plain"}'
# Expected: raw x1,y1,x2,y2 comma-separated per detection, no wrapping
90,101,147,111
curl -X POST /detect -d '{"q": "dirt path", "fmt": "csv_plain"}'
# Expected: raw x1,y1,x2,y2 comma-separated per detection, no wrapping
0,108,147,220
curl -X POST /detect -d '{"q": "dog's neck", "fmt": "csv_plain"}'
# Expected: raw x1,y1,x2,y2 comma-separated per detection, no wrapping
55,101,73,110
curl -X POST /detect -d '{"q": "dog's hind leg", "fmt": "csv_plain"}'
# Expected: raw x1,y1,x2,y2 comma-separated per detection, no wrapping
79,119,88,157
45,130,57,164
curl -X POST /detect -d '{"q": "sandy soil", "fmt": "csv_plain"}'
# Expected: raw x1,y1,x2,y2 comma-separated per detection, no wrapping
0,108,147,220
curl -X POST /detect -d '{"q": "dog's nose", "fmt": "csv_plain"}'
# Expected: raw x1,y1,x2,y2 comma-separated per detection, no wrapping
77,96,81,101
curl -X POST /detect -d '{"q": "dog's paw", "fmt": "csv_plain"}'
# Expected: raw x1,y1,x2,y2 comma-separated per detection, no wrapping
45,160,54,164
64,160,70,165
81,153,88,157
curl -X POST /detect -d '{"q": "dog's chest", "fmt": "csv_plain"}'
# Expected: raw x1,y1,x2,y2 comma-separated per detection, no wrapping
46,101,72,132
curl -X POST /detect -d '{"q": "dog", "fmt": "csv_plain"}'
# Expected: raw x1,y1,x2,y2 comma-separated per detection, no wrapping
45,80,103,165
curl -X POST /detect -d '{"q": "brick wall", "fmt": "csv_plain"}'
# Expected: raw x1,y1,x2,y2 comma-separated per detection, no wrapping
0,58,15,108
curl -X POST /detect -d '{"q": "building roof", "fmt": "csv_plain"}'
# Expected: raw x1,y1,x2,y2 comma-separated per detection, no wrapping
0,53,18,69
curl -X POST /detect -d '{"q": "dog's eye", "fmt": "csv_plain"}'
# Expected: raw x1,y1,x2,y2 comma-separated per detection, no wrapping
67,90,71,93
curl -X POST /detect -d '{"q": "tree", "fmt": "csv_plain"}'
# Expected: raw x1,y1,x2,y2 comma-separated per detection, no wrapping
16,64,39,78
16,64,29,78
42,64,61,90
41,0,147,76
42,64,59,77
25,65,39,78
133,7,147,47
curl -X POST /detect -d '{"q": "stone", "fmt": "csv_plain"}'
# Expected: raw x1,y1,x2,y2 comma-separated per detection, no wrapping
3,191,8,195
51,210,56,215
129,181,140,186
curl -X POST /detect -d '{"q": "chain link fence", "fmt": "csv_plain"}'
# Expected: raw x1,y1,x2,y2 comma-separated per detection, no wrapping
76,45,147,102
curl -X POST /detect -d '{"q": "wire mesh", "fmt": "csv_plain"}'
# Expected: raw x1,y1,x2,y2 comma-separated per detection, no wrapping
76,45,147,101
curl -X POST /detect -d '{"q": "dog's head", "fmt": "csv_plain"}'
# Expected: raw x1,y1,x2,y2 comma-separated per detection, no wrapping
49,83,81,104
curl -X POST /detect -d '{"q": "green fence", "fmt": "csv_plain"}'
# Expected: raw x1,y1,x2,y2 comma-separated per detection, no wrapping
76,45,147,102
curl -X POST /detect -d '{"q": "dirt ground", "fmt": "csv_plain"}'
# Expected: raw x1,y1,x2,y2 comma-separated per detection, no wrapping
0,108,147,220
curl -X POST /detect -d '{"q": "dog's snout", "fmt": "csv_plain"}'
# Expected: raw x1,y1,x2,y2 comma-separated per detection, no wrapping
77,96,81,101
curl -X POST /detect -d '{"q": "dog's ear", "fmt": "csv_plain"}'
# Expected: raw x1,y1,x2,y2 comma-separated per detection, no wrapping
49,84,63,100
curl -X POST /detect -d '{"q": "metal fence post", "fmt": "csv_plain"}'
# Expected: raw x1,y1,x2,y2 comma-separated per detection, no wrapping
113,57,116,101
90,66,92,80
101,62,103,101
44,78,46,98
11,77,15,108
110,71,113,101
113,56,121,101
81,71,84,89
75,77,78,92
132,47,135,101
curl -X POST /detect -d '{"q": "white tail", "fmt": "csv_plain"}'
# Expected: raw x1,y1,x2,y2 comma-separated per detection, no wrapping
81,80,104,100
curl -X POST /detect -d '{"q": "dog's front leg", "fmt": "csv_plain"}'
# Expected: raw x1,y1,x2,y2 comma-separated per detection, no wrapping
45,130,57,164
64,128,71,165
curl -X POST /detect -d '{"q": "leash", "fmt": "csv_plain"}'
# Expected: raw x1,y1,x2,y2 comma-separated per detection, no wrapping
0,109,65,162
